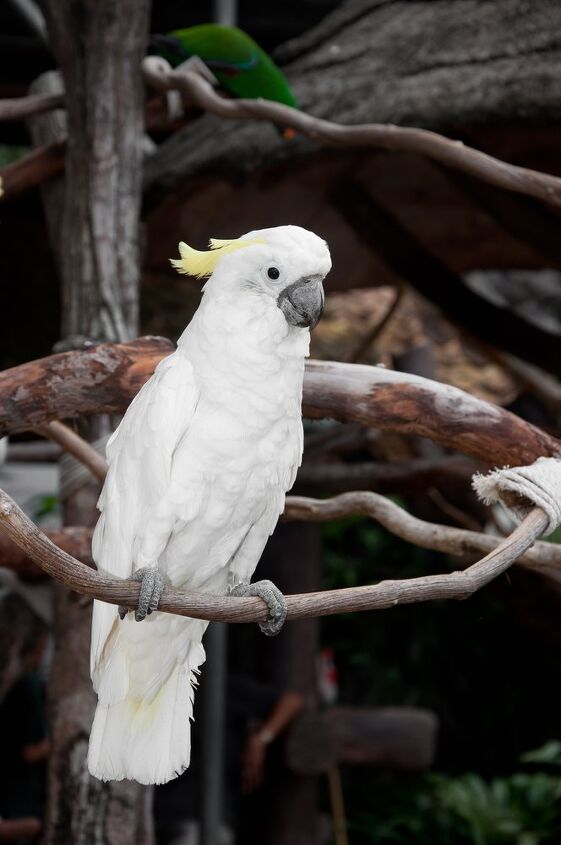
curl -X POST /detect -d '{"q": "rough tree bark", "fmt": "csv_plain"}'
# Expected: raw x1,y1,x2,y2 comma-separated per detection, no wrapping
43,1,147,343
2,344,559,467
35,2,151,843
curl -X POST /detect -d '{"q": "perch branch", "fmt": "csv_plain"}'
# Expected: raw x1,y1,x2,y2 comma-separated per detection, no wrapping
141,56,561,211
284,493,561,573
2,340,559,467
3,492,561,577
0,92,64,121
4,59,561,211
0,487,548,622
0,526,93,577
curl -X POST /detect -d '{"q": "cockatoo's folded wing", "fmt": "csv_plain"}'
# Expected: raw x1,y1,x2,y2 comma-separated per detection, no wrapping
90,351,199,673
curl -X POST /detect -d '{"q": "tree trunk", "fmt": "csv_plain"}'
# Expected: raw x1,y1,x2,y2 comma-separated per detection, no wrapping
260,523,324,845
36,2,151,842
43,0,147,343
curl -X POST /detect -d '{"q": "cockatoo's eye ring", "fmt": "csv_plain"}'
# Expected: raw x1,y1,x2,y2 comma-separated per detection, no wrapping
267,267,280,280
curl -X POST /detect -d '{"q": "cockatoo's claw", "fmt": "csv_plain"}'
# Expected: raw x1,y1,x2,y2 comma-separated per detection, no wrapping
118,566,165,622
229,579,287,637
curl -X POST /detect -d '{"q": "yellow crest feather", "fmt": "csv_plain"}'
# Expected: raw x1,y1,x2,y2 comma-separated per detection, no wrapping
170,237,265,279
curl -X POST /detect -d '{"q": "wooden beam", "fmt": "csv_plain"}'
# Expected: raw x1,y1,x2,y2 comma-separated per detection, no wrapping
287,706,437,774
332,180,561,376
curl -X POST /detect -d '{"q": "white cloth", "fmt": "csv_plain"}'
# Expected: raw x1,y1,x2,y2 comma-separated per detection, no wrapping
472,457,561,536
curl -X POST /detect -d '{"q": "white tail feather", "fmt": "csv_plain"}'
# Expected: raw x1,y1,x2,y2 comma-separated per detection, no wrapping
88,643,204,785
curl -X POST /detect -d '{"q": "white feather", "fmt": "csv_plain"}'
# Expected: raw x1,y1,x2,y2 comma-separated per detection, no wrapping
89,226,331,783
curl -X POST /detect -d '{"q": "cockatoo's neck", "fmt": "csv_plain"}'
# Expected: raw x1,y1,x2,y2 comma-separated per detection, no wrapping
177,290,310,369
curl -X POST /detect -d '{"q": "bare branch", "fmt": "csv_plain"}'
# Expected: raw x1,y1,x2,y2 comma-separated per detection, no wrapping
34,421,107,483
141,56,561,211
0,486,549,622
2,340,559,467
0,526,93,576
3,491,560,578
4,57,561,212
284,493,561,574
0,92,64,121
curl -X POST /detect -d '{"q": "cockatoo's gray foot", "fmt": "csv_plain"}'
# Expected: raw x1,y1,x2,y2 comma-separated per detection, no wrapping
229,579,287,637
118,566,165,622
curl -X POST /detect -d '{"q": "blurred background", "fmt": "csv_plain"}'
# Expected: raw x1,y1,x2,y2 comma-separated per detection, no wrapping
2,1,561,843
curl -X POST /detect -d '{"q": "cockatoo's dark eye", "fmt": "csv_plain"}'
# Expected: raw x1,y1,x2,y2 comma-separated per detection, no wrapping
267,267,280,280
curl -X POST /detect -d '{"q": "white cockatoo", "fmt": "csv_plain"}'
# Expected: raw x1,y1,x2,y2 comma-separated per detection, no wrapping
88,225,331,784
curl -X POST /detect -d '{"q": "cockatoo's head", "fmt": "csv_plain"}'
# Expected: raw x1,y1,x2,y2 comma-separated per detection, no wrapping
171,225,331,330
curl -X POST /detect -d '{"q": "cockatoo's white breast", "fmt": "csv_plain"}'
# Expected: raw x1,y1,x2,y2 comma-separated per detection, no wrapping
155,293,309,589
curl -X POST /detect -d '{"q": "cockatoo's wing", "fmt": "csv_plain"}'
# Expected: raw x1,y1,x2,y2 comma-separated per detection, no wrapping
90,351,199,673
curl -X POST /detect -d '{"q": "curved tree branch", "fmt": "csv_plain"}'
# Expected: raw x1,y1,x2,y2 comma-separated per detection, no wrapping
4,491,561,577
284,493,561,574
0,92,64,121
2,340,559,467
141,56,561,211
0,487,548,622
3,56,561,212
34,420,107,483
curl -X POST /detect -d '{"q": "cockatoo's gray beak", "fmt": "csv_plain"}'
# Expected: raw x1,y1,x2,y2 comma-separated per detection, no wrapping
277,276,325,329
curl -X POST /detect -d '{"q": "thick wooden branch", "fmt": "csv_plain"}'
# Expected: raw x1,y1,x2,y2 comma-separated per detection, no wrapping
2,340,559,467
0,336,173,435
0,486,548,623
332,180,561,376
141,56,561,212
302,360,561,467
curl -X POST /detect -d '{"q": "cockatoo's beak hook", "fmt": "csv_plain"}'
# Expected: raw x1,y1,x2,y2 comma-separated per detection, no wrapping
277,276,325,330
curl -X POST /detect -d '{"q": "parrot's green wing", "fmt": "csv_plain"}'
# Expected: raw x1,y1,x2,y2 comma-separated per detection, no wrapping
168,24,298,108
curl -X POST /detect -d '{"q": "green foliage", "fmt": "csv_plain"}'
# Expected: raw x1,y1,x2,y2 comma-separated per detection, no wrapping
542,523,561,545
349,753,561,845
31,493,59,522
320,516,561,762
319,516,561,844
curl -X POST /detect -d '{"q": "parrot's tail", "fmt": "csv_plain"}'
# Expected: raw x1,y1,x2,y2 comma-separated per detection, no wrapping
87,641,205,785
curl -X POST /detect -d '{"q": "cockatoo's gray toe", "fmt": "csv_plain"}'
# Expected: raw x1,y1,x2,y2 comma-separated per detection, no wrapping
229,579,287,637
118,566,165,622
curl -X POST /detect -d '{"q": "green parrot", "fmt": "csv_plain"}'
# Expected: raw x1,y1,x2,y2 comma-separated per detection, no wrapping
150,24,298,122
